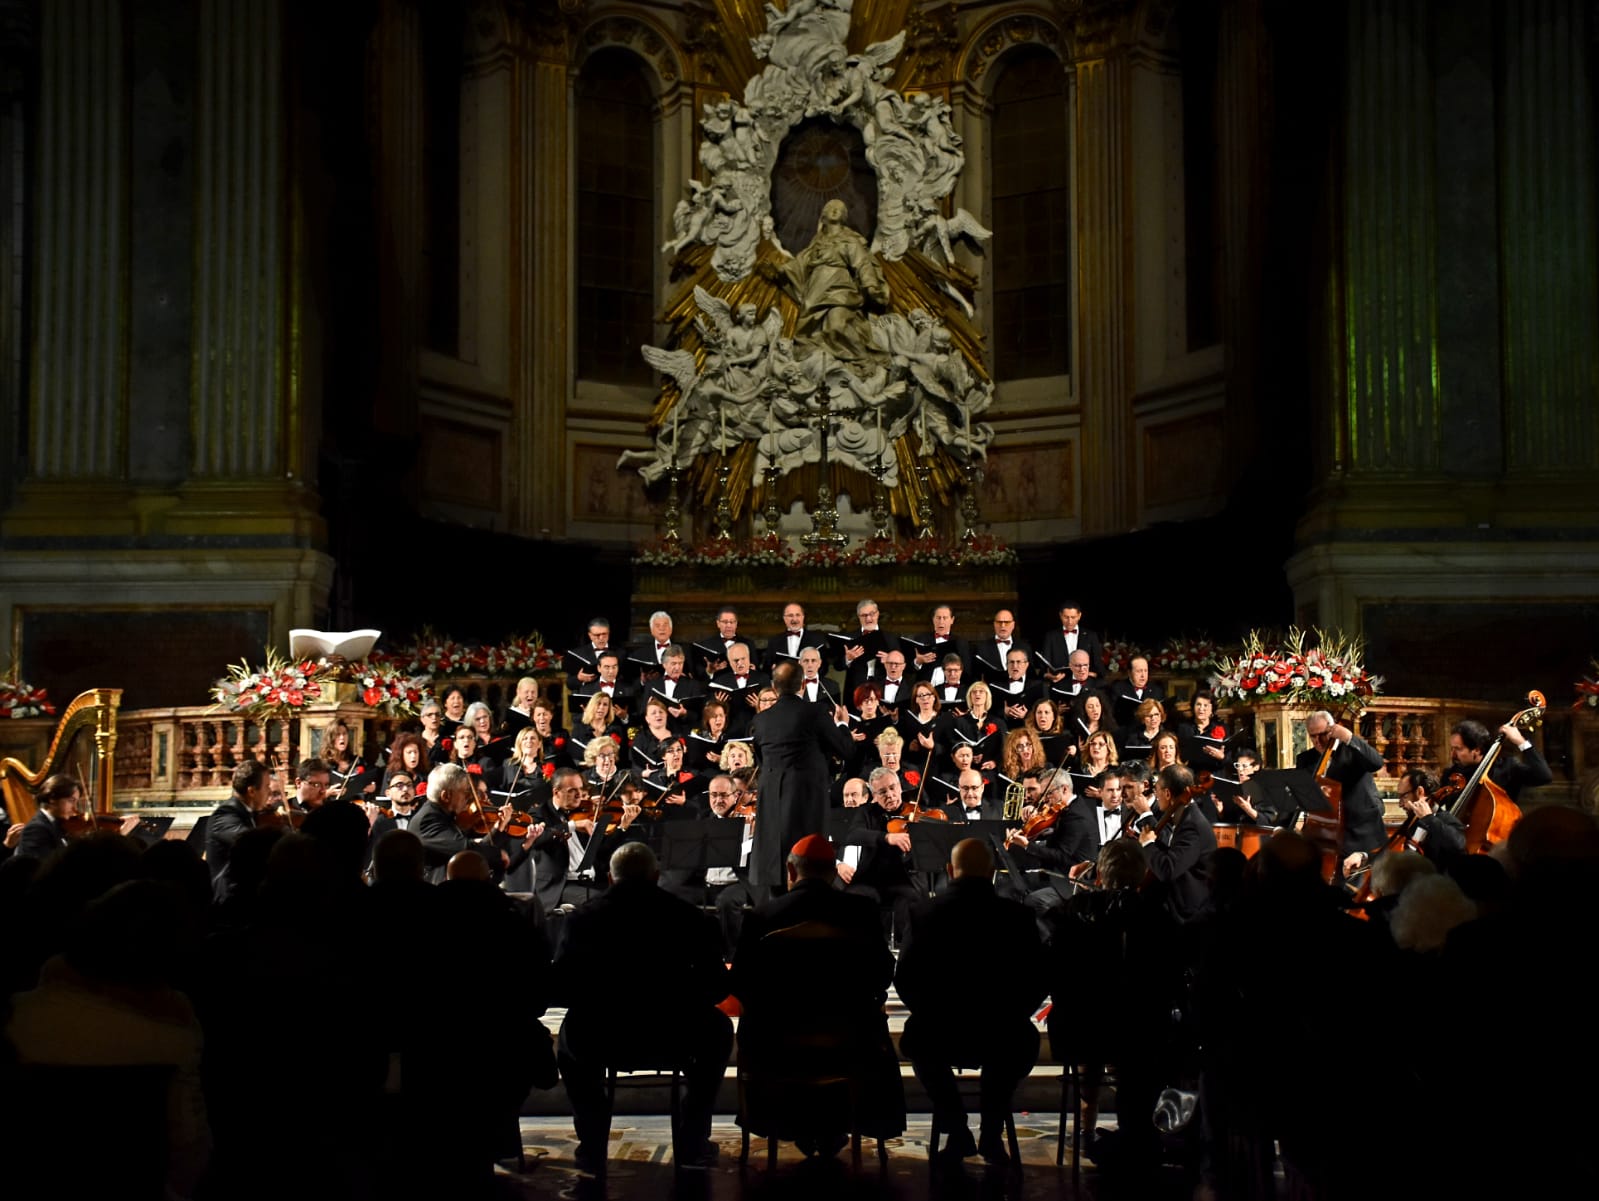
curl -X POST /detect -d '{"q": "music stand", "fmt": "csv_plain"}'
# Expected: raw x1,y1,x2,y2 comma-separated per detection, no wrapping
1248,768,1328,827
658,820,745,874
906,820,1011,872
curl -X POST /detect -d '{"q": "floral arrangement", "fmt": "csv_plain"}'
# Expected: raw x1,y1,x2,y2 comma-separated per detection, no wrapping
1152,636,1226,674
1575,660,1599,711
1209,626,1383,712
393,629,487,676
0,676,56,719
481,631,561,674
211,650,323,721
632,533,1018,568
1100,638,1148,678
355,663,433,719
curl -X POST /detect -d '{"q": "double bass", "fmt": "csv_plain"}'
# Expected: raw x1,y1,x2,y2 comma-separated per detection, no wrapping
1437,691,1545,854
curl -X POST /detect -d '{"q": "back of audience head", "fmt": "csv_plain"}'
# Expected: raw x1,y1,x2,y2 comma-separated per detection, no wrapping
371,829,426,884
446,850,490,882
1096,838,1147,892
301,800,372,882
609,840,658,884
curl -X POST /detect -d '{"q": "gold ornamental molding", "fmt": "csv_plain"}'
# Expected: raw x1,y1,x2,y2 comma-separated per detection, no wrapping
573,9,683,86
958,8,1064,87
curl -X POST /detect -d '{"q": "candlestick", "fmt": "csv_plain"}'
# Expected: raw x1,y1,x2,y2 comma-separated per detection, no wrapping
720,399,727,449
672,402,679,463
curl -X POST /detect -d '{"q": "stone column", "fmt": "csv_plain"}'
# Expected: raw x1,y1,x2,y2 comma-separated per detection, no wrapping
1498,0,1598,472
1066,4,1136,535
192,0,288,480
30,0,125,481
372,0,424,439
0,1,30,504
510,23,571,535
1213,0,1269,456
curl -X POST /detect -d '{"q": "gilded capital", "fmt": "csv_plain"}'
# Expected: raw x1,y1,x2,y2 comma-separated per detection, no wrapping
1057,0,1139,62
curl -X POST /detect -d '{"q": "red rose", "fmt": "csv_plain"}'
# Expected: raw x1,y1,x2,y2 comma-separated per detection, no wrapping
554,736,566,747
466,763,482,775
679,771,695,784
905,770,921,786
362,687,383,706
441,737,454,752
610,732,623,744
542,763,555,779
985,723,998,735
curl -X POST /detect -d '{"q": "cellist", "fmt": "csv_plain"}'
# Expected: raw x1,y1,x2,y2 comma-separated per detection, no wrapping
1448,719,1552,803
1295,711,1386,878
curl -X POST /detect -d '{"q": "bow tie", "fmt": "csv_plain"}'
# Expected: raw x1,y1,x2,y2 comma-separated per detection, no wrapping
657,643,670,650
805,676,818,684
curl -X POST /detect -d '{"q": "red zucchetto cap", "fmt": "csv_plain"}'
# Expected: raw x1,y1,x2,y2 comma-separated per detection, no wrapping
790,834,835,862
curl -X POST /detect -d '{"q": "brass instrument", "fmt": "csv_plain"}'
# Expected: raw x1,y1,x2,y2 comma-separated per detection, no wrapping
1001,775,1027,822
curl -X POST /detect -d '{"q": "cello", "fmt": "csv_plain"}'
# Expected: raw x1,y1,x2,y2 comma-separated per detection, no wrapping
1437,691,1544,854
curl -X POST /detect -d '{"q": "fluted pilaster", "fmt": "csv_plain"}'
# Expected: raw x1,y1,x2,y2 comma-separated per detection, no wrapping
193,0,285,478
513,45,570,533
1213,0,1267,451
31,0,125,479
1338,0,1438,475
1499,0,1598,472
1071,43,1133,533
373,0,424,437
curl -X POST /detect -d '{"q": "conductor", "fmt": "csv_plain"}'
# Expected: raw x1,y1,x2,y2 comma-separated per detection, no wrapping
750,662,852,896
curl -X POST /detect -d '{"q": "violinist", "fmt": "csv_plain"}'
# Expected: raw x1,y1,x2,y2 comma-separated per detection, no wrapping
835,767,923,945
1124,763,1217,923
1347,770,1465,878
204,759,275,884
15,774,135,862
411,763,533,884
528,766,641,912
1003,772,1099,929
1449,719,1552,802
292,757,332,814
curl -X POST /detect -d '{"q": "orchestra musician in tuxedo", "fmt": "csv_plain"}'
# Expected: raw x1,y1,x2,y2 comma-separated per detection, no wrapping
528,766,641,912
1293,711,1392,877
1114,762,1216,923
1448,718,1553,802
205,760,276,885
835,767,924,945
14,775,76,863
762,601,829,673
412,763,540,885
973,608,1033,686
1002,771,1100,932
1039,602,1105,682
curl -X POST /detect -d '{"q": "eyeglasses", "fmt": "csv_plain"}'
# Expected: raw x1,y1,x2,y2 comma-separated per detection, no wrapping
389,780,412,790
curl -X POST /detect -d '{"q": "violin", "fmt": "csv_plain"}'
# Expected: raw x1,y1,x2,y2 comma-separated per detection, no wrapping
453,796,500,836
885,801,950,834
256,803,309,831
60,812,131,838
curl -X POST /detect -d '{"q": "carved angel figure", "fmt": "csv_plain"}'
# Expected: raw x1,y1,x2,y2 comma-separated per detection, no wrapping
906,196,993,265
693,286,784,400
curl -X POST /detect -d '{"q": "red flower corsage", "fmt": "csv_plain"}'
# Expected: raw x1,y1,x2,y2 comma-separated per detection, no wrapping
904,770,921,786
541,763,555,779
554,736,566,747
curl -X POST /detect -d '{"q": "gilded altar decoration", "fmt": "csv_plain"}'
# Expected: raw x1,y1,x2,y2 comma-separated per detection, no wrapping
622,0,995,528
1209,628,1384,712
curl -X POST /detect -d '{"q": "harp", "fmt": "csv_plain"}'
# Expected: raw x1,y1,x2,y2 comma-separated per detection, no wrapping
0,688,123,824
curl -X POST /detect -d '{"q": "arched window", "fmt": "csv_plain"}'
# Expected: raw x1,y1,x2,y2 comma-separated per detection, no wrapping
575,49,656,386
990,46,1070,380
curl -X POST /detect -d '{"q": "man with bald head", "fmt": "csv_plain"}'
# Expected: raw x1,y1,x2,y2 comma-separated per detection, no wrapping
895,838,1045,1165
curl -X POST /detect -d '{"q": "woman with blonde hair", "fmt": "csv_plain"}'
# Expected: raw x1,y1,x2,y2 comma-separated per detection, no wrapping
952,680,1005,770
